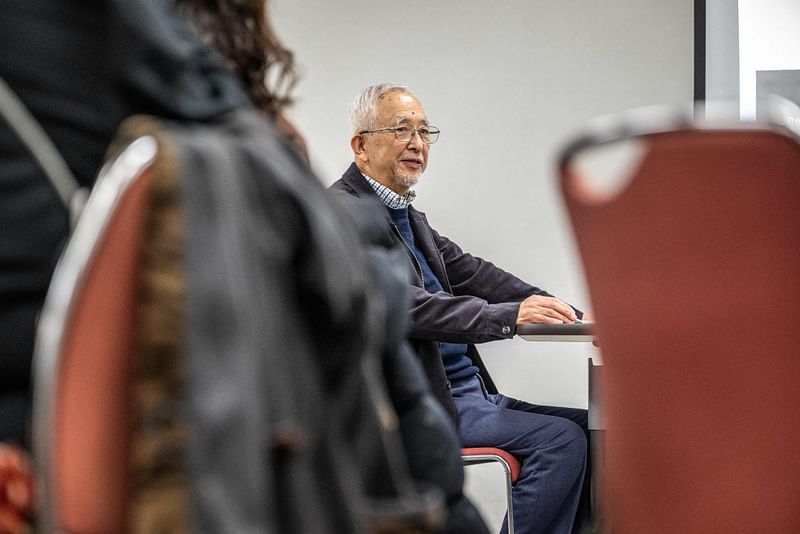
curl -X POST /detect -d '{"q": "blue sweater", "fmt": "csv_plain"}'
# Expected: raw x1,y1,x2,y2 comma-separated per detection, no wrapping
388,207,478,382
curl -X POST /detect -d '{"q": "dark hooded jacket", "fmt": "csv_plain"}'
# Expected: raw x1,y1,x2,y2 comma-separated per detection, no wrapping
0,0,250,445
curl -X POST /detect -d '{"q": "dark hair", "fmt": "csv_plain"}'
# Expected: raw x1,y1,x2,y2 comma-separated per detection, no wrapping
177,0,297,114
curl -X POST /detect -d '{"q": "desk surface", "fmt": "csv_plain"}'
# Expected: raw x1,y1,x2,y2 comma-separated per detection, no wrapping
516,322,595,342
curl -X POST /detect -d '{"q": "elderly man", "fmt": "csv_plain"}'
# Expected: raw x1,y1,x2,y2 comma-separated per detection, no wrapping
329,83,590,534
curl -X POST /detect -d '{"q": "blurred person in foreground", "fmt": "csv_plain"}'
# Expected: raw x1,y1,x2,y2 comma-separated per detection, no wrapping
0,2,251,531
0,0,489,532
0,0,250,449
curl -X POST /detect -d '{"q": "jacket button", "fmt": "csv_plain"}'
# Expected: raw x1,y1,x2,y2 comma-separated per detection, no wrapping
501,325,511,335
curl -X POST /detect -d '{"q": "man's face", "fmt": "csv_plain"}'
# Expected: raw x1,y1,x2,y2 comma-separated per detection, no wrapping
352,91,430,194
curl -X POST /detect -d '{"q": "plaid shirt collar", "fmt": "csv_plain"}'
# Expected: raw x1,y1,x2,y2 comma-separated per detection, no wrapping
361,173,416,210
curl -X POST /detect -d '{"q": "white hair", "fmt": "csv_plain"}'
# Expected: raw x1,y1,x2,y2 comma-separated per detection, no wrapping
349,83,416,134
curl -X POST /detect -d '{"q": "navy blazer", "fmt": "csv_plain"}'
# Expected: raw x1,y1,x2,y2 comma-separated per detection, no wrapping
329,163,573,423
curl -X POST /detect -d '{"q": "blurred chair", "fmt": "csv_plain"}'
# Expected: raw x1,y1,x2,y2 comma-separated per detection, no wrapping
31,136,161,533
461,447,521,534
558,107,800,533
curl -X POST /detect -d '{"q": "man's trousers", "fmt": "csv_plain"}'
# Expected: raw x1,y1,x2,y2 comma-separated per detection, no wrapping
451,374,589,534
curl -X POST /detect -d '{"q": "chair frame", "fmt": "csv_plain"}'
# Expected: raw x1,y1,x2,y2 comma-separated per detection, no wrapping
461,447,521,534
557,102,799,174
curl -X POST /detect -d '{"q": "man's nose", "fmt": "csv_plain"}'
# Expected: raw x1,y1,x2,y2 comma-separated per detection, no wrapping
406,130,424,150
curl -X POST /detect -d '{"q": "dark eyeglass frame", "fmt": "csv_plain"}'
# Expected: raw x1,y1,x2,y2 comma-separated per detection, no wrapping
359,125,440,144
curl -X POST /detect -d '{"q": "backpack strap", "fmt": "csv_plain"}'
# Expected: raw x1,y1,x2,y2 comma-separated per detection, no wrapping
0,77,87,228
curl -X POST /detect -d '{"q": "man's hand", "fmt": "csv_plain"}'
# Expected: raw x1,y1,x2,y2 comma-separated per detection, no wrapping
516,295,577,325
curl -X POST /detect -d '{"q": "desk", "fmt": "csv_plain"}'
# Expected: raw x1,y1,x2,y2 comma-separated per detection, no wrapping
516,322,601,428
516,322,595,342
517,322,604,522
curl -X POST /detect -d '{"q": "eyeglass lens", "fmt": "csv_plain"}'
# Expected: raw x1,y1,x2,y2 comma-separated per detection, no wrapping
395,126,439,144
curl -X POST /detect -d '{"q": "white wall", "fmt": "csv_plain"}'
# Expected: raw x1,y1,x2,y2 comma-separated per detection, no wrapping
270,0,693,527
738,0,800,119
706,0,800,120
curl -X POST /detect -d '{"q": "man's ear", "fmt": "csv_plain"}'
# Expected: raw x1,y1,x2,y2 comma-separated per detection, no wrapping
351,134,368,163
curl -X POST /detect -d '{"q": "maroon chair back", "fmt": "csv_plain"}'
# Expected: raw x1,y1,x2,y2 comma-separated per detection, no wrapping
560,120,800,533
33,138,158,533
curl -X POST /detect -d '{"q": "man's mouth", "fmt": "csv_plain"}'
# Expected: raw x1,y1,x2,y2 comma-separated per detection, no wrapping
400,158,423,170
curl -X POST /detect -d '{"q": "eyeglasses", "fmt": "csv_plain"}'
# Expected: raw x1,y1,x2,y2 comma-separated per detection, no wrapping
359,125,440,144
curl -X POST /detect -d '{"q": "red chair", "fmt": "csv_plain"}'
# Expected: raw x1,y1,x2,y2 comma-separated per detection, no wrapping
559,108,800,533
32,136,159,533
461,447,521,534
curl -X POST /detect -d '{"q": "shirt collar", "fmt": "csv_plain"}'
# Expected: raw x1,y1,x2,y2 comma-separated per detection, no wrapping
361,173,416,210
